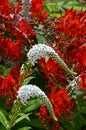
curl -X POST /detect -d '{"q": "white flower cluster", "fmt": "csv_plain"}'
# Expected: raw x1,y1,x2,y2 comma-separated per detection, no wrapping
27,44,77,75
17,84,57,121
22,0,31,23
27,44,56,65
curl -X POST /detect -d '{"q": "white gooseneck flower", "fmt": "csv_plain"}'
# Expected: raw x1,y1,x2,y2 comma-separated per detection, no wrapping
17,84,57,121
27,44,77,75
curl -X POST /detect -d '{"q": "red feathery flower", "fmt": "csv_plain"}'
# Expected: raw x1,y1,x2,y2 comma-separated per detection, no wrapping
78,72,86,92
0,66,22,104
0,74,20,100
30,0,47,21
0,38,23,61
0,0,14,17
75,45,86,72
39,57,67,87
48,87,74,119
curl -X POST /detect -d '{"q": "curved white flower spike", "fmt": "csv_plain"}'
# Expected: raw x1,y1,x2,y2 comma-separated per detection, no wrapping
27,44,77,75
17,84,57,121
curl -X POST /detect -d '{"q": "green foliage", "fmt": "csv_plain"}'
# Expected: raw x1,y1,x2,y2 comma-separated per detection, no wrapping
44,0,86,16
36,33,47,44
0,64,10,76
60,107,86,130
13,113,30,127
0,111,8,129
29,68,47,91
18,127,32,130
22,77,35,86
23,99,42,113
0,96,11,111
0,125,7,130
29,119,45,129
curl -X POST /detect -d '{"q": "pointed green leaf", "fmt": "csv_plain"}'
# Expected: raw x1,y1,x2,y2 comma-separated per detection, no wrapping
29,119,45,128
72,110,80,119
24,99,42,113
13,113,30,126
0,111,8,128
22,77,35,85
36,34,47,44
18,126,32,130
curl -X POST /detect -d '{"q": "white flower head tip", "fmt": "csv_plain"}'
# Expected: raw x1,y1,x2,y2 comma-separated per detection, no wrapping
27,44,56,66
17,84,57,121
27,44,77,75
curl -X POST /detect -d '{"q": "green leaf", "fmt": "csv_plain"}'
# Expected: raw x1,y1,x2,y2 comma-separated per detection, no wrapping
45,4,53,12
72,110,80,118
22,77,35,85
24,99,42,113
0,64,10,76
0,111,8,128
60,127,64,130
72,114,86,130
0,125,7,130
29,119,45,128
18,126,32,130
80,106,86,114
3,68,10,76
13,113,30,126
78,115,86,125
27,99,42,106
36,34,47,44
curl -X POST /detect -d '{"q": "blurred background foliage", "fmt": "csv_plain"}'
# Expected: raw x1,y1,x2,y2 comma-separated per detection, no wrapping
44,0,86,16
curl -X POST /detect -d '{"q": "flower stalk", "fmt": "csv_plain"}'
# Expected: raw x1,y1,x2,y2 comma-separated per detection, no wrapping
7,100,22,130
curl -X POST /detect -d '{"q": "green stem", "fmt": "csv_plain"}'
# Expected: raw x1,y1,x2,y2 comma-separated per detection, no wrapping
8,100,22,130
8,61,32,130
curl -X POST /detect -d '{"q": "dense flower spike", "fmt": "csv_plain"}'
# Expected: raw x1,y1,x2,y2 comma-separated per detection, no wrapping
27,44,55,65
27,44,77,75
17,84,57,121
